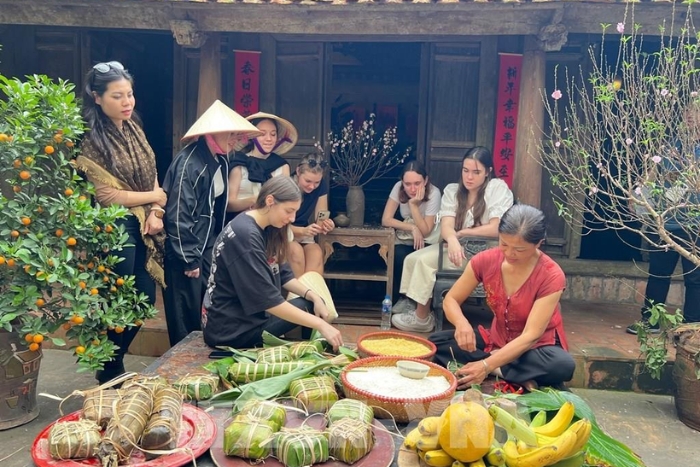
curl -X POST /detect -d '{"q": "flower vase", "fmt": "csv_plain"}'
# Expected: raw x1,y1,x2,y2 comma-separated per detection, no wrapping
346,186,365,228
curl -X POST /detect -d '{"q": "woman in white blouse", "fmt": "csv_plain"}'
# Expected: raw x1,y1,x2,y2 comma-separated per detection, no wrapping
392,147,514,333
381,160,441,301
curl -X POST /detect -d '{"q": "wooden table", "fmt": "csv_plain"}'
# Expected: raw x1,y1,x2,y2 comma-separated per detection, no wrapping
318,227,395,298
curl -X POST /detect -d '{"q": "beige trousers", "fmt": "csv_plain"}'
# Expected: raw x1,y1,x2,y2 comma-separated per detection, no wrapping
399,243,441,306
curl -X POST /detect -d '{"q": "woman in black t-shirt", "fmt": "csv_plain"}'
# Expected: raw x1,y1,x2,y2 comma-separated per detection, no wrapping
202,176,343,350
288,153,335,277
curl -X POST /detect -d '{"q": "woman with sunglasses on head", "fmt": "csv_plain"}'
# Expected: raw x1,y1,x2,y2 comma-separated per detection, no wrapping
76,61,166,384
287,153,335,278
160,101,262,347
381,160,442,302
227,112,297,216
202,176,343,351
430,204,575,392
391,147,513,333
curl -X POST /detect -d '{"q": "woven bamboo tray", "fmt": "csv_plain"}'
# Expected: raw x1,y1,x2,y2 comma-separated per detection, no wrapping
340,356,457,423
356,331,437,361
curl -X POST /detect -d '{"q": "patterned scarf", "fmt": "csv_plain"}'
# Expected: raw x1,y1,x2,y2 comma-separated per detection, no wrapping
75,119,165,287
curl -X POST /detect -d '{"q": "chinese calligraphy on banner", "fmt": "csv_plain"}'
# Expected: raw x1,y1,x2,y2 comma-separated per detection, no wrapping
492,53,523,188
234,50,261,117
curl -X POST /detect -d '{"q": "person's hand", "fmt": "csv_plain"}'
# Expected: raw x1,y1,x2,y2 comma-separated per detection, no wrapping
184,268,200,278
312,296,331,321
447,239,466,267
319,323,343,352
409,185,425,206
143,212,163,235
152,187,167,207
454,322,476,352
305,224,323,237
454,360,489,389
413,226,425,250
319,219,335,234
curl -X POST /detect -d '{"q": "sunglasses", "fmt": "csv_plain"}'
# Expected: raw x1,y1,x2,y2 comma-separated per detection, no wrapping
92,61,125,74
305,159,328,169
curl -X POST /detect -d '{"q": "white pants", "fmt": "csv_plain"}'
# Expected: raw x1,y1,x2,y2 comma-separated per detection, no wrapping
399,243,441,306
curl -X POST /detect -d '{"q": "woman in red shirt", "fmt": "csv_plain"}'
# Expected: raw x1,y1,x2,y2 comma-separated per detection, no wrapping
430,204,575,390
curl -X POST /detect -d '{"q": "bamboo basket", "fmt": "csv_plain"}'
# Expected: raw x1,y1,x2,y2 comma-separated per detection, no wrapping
340,356,456,423
356,331,437,361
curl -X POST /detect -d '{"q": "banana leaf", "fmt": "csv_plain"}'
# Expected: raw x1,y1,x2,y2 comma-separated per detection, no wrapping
499,389,645,467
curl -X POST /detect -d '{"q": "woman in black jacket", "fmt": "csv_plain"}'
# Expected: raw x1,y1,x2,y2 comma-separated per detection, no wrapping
162,100,262,346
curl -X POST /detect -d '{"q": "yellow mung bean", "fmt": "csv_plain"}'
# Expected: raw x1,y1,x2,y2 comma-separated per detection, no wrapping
361,338,430,357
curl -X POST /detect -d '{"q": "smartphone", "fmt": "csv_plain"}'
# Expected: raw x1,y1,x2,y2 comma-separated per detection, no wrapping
316,211,331,223
208,350,234,359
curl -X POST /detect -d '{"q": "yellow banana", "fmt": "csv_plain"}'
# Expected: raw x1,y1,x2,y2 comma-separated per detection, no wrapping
419,416,442,436
417,434,441,451
532,401,575,438
424,449,456,467
540,427,578,465
568,419,592,454
488,404,539,447
404,427,422,451
452,461,467,467
516,439,534,454
485,444,506,466
530,410,547,428
548,450,585,467
503,439,559,467
467,458,486,467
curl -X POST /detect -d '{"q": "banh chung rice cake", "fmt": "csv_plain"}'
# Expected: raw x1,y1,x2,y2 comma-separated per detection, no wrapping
361,337,430,357
345,366,450,398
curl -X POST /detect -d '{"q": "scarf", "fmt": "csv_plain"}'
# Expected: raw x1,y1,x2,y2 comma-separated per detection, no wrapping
229,151,288,183
75,119,166,288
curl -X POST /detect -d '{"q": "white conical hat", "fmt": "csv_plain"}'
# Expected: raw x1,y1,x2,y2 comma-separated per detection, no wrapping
233,111,299,155
182,100,263,141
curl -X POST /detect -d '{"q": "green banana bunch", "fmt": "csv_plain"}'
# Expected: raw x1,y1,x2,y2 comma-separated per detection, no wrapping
529,410,547,428
532,402,575,438
488,404,539,447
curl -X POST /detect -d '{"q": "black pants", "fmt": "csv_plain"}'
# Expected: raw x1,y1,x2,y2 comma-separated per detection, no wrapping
429,330,576,387
393,244,417,301
98,216,156,384
163,243,213,347
230,297,314,349
643,232,700,323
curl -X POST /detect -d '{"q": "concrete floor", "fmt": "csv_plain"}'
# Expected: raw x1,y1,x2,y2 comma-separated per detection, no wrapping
1,350,698,467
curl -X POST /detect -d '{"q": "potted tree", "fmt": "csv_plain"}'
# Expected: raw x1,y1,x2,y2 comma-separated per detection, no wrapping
0,73,156,429
538,4,700,430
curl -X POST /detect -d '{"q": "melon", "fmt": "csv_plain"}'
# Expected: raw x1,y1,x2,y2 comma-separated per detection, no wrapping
437,401,494,462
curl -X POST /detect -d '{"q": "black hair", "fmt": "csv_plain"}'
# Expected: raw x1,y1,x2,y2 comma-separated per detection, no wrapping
498,204,547,245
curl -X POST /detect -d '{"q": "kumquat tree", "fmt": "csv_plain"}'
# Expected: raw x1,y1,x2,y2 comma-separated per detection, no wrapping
0,73,156,371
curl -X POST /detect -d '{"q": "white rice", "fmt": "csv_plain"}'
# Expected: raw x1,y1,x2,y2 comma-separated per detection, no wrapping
344,366,450,399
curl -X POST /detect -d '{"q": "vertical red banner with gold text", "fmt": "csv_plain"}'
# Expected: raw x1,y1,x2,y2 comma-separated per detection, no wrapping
234,50,261,117
492,53,523,188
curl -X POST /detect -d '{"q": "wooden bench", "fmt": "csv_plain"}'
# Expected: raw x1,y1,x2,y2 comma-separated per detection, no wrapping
431,236,498,331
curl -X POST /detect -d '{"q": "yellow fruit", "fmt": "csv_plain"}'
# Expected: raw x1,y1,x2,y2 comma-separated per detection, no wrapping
75,346,86,355
533,401,575,438
423,449,455,467
419,416,441,436
488,404,538,447
466,459,485,467
403,427,422,451
438,402,494,463
416,434,441,452
485,444,506,466
566,419,592,455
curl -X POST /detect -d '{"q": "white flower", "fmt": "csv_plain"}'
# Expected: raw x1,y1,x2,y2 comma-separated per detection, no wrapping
660,89,669,97
692,91,698,98
634,186,642,196
589,186,598,195
652,155,662,164
554,141,561,148
616,22,625,34
625,138,633,145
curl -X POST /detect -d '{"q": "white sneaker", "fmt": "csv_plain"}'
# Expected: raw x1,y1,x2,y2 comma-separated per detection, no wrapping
392,310,435,333
392,297,417,314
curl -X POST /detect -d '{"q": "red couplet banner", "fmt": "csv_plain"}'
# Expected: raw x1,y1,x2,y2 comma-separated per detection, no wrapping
233,50,261,117
492,53,523,188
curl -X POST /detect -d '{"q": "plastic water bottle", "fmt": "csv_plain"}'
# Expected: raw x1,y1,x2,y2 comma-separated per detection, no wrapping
381,295,392,330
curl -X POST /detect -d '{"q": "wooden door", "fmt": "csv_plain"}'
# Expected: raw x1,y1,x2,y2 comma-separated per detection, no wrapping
422,43,482,190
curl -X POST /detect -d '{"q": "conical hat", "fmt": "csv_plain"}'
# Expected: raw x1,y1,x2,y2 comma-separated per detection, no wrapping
182,100,263,141
288,271,337,321
233,111,298,155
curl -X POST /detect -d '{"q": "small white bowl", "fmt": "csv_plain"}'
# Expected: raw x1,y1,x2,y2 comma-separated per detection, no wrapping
396,360,430,380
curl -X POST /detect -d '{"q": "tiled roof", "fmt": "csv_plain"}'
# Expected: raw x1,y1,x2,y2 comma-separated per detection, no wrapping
170,0,675,3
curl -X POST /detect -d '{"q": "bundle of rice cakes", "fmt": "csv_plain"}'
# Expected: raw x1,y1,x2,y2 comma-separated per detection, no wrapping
82,389,123,429
48,419,102,460
289,376,338,413
275,427,329,467
141,386,183,458
173,373,219,401
326,417,374,464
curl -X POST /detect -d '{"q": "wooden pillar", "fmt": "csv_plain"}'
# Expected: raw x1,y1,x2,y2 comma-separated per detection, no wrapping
197,33,221,117
513,36,545,207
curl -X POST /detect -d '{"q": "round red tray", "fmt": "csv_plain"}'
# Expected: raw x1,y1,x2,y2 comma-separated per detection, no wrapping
32,404,216,467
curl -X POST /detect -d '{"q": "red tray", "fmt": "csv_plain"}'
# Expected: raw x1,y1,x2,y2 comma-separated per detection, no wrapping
208,406,395,467
32,404,216,467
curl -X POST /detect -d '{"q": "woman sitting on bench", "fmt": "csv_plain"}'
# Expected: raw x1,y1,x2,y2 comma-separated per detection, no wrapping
430,204,576,391
391,146,513,332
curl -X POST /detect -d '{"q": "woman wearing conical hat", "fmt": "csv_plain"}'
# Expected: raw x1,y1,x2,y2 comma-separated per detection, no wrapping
227,112,298,216
161,100,262,346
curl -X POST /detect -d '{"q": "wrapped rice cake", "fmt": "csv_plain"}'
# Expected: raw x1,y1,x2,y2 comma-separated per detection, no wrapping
275,428,329,467
326,418,375,464
236,399,287,432
256,346,291,363
141,386,183,457
49,420,101,460
173,374,219,401
224,417,275,460
289,376,338,414
121,374,169,392
289,341,324,359
82,389,122,429
327,399,374,425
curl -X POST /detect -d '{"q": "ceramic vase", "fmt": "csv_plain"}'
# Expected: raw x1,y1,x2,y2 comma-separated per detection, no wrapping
346,186,365,228
333,212,350,227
